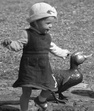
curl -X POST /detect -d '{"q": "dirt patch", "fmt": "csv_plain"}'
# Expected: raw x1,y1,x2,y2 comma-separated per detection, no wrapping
0,82,94,111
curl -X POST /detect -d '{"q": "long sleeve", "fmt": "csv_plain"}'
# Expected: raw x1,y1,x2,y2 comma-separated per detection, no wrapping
7,30,28,51
50,42,70,59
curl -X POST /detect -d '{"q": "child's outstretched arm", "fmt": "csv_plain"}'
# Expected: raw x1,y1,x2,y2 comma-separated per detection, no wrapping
50,42,70,59
1,30,28,51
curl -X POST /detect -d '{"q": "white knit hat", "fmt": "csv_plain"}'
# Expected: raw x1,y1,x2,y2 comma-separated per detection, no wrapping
27,2,57,23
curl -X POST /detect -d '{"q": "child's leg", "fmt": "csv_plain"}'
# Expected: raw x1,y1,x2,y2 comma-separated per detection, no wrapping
20,87,32,111
39,90,51,101
34,90,51,110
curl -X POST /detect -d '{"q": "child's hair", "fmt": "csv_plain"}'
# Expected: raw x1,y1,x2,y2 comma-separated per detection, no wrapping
27,2,57,23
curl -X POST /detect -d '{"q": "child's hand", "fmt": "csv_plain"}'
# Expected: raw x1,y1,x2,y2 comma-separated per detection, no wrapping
1,39,12,47
66,50,70,57
63,49,70,59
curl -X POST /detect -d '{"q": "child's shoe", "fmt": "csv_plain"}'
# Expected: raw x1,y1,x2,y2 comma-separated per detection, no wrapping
34,97,48,111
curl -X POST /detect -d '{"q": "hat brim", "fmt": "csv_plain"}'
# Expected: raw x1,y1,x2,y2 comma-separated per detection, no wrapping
26,14,57,23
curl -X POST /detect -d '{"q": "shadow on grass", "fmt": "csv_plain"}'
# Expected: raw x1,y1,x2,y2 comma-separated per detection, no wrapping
0,106,20,111
0,100,20,111
0,100,20,106
71,89,94,98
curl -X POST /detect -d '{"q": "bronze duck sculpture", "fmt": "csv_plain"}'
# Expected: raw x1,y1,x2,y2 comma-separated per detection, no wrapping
47,52,92,102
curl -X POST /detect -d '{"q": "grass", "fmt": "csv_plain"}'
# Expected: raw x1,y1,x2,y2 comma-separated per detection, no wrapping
0,0,94,85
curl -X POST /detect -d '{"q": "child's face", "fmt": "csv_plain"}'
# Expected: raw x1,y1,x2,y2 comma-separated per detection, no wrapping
36,17,55,34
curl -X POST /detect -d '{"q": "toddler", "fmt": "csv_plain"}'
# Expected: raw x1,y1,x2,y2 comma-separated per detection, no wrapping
2,2,70,111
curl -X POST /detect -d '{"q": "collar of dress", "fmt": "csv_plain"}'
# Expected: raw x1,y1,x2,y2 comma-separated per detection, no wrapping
30,26,41,34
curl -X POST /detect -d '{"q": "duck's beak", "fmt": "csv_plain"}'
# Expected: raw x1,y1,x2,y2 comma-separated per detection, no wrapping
84,54,92,59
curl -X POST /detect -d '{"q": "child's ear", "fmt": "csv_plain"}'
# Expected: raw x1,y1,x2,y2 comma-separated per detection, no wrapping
34,21,39,29
30,21,38,29
30,22,35,27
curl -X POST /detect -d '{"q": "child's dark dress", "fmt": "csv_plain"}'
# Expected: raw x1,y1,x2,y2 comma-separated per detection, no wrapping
13,29,57,92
